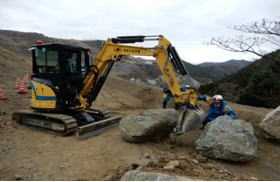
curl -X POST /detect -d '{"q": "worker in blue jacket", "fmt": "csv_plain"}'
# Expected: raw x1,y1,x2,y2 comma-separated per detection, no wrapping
162,86,190,108
198,94,236,129
162,88,173,108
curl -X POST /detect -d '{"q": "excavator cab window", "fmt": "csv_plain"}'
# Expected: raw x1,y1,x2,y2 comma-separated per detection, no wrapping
34,47,59,74
33,45,90,76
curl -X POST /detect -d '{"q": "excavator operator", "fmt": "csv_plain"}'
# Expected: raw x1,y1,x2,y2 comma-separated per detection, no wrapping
198,94,236,129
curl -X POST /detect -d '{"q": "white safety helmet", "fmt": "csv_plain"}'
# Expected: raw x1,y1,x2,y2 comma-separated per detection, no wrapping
213,95,223,102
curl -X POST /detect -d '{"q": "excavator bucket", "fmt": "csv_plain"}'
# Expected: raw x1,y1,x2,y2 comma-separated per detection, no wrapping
176,107,205,134
76,115,122,140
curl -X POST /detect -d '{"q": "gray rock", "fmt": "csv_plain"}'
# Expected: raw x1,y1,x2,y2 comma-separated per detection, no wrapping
146,79,157,85
163,160,180,169
119,108,177,143
195,115,257,162
120,170,193,181
259,105,280,141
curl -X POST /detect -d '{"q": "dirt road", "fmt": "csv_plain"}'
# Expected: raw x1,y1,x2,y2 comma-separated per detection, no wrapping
0,75,279,180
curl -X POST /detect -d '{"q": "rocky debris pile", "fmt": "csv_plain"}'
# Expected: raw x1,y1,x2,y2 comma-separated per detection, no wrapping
121,151,246,181
195,115,258,162
119,108,177,143
259,105,280,142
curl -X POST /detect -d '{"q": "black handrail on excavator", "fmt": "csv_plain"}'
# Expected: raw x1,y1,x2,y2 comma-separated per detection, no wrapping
111,35,161,44
87,61,115,105
111,35,188,76
167,46,188,76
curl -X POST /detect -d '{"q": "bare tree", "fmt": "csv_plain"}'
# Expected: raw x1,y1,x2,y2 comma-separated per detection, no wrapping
209,18,280,61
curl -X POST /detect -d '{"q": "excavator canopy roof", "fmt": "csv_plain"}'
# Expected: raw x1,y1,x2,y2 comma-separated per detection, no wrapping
32,42,90,51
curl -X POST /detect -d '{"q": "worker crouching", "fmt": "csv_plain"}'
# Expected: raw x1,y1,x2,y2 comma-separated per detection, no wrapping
198,94,236,129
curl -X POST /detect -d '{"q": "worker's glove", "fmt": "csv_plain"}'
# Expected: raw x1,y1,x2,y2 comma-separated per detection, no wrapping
198,95,206,100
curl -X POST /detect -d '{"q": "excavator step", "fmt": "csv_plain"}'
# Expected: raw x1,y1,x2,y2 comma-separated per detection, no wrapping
76,115,122,140
86,108,111,119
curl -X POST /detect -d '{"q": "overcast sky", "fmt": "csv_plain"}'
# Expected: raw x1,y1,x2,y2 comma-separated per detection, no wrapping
0,0,279,64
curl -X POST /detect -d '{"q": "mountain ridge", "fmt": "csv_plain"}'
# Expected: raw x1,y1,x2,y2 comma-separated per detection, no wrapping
0,29,250,84
198,59,251,68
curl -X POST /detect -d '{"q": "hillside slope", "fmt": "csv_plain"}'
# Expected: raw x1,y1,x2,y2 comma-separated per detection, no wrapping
200,50,280,108
197,59,252,81
198,59,251,69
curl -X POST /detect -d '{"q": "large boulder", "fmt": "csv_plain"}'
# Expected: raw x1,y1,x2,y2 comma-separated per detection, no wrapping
119,108,177,143
259,105,280,141
121,170,193,181
195,115,258,162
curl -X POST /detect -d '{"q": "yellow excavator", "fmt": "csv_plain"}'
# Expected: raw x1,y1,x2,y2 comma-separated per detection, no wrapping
12,35,204,139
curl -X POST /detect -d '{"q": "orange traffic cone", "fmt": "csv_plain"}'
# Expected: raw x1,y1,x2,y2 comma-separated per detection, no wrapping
23,73,30,83
0,88,6,100
18,80,27,94
15,78,20,89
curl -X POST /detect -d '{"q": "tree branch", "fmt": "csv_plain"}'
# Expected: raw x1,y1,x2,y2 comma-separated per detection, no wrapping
209,18,280,62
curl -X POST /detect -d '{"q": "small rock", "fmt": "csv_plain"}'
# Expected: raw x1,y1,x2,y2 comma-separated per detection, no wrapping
127,163,140,170
142,152,150,158
250,176,258,181
177,155,187,160
14,174,23,180
195,154,208,163
192,159,199,164
104,173,116,181
163,160,180,169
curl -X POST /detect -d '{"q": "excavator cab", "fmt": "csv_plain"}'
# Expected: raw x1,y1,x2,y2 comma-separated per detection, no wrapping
30,42,90,111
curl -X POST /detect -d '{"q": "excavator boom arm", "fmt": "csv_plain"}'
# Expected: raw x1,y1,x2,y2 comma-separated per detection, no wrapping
77,35,198,110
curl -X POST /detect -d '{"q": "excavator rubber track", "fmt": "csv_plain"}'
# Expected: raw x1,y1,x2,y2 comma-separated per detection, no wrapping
12,110,78,136
12,109,122,139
